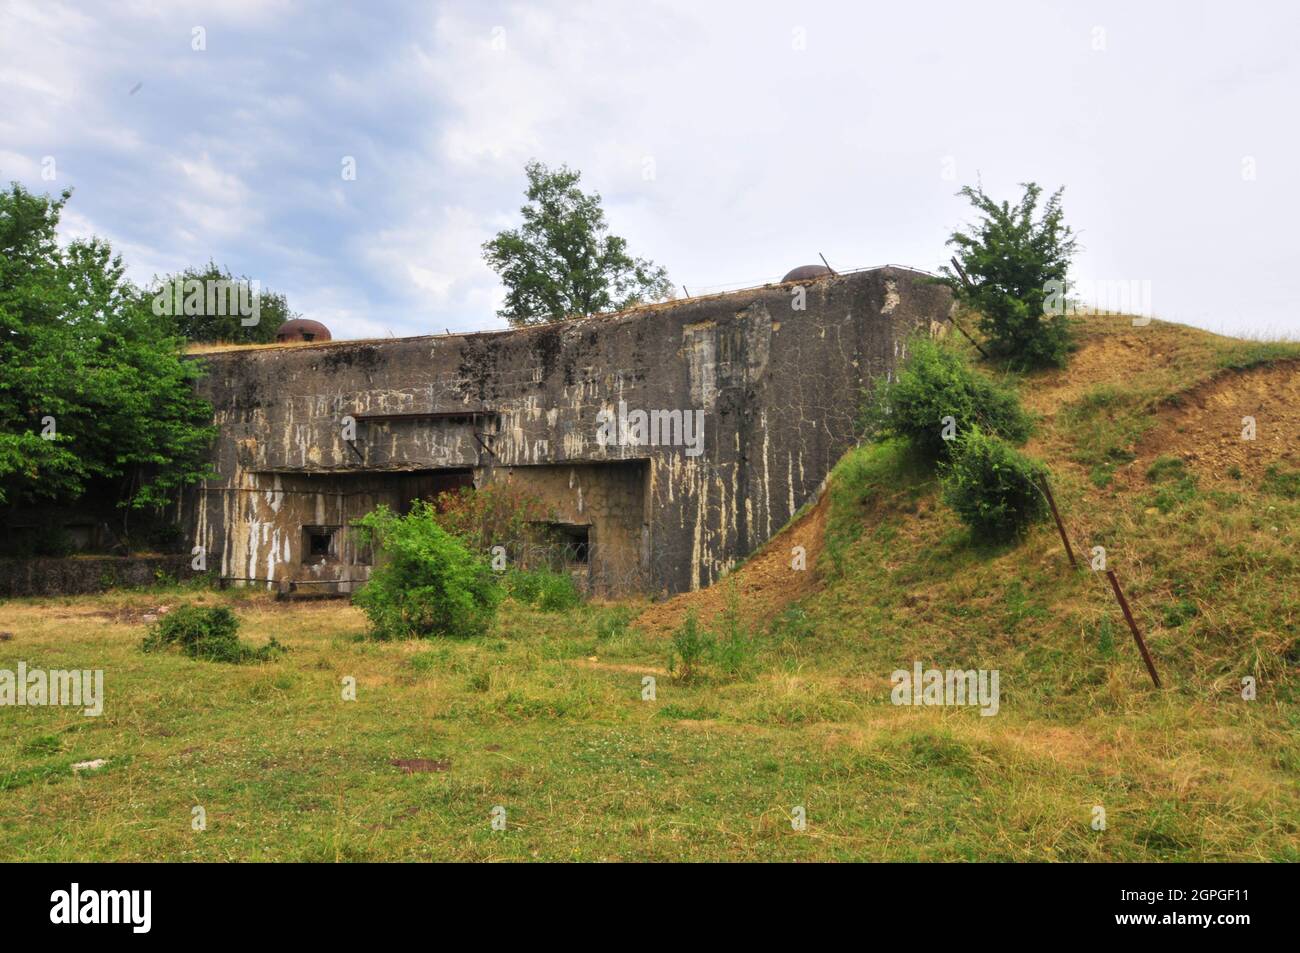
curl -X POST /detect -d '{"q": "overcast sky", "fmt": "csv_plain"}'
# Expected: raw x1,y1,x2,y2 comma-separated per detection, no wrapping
2,0,1296,339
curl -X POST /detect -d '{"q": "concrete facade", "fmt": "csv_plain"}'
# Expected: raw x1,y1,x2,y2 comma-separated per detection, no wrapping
182,267,952,596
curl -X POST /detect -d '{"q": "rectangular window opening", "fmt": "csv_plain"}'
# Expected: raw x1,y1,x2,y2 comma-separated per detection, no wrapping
549,523,590,565
302,525,339,564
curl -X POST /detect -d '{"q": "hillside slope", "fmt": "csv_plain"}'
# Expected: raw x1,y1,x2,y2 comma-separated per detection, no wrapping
618,315,1300,859
639,317,1300,693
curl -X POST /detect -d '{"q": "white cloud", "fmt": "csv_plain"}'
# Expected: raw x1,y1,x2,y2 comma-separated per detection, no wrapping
58,208,179,284
173,153,251,207
359,205,500,332
0,150,41,182
1,0,1297,340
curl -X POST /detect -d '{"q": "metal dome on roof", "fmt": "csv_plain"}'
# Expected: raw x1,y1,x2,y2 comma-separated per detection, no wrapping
275,318,332,343
781,264,833,282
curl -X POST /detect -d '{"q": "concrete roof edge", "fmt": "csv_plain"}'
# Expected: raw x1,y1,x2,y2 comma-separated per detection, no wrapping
189,264,935,359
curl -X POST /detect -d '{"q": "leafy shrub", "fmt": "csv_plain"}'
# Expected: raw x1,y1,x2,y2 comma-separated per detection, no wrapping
667,610,712,682
938,181,1077,368
505,568,544,604
0,520,75,558
940,427,1048,543
351,501,502,640
41,526,77,558
861,337,1033,462
142,604,284,663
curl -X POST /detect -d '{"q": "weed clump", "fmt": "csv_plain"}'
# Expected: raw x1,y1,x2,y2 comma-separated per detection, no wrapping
711,581,758,677
1145,455,1200,513
1263,464,1300,499
667,583,758,681
506,568,582,612
667,610,711,682
594,605,637,641
142,605,284,663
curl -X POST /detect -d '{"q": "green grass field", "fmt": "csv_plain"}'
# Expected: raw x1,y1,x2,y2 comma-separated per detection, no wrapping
2,316,1297,861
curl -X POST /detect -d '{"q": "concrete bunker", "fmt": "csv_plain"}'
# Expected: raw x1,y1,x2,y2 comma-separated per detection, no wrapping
184,266,953,596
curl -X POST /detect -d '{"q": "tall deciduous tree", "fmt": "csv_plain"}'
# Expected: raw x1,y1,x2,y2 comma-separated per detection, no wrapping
483,161,673,326
142,259,295,344
0,183,216,512
939,182,1078,368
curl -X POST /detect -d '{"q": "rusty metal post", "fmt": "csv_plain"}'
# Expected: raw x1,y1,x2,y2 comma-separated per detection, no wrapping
1038,474,1078,570
1105,569,1162,688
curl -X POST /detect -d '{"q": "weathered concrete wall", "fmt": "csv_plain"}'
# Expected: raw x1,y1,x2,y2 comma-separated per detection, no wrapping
191,470,471,592
183,267,951,595
0,555,192,597
485,461,649,593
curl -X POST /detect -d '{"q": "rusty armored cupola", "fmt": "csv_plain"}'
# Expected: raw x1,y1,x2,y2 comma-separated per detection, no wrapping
780,264,833,282
275,318,332,343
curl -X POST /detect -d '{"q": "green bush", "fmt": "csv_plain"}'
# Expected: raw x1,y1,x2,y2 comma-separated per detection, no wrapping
940,427,1049,543
504,568,543,604
0,520,75,558
351,501,502,640
665,590,757,682
861,336,1033,462
142,604,284,663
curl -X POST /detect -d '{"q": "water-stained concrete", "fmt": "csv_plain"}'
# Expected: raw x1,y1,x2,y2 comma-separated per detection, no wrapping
183,267,951,595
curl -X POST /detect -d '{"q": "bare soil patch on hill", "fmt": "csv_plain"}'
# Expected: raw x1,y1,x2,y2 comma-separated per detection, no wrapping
635,483,830,636
1133,360,1300,484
